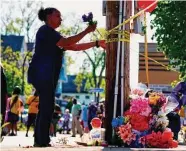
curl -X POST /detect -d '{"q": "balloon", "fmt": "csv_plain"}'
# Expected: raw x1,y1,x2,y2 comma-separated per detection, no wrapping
137,0,157,13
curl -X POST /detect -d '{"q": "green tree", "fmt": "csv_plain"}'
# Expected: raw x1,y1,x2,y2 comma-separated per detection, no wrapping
1,0,43,42
151,1,186,80
74,48,106,101
1,47,33,97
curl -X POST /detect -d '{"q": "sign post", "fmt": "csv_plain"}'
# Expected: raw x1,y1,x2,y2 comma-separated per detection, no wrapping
89,88,104,103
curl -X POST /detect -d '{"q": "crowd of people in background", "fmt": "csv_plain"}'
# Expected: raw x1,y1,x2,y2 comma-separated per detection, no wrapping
1,63,106,138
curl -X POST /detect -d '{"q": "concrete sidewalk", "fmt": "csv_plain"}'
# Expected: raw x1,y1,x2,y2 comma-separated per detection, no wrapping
0,131,185,151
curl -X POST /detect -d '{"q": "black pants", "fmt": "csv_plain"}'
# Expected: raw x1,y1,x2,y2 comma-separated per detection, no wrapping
27,113,37,127
51,118,59,136
30,60,61,146
167,111,181,140
33,80,55,146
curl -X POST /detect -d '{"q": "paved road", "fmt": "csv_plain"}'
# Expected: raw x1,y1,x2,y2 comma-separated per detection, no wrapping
0,131,186,151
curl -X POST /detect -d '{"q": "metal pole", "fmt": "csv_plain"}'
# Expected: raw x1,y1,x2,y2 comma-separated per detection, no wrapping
121,0,126,116
144,12,149,86
113,0,123,119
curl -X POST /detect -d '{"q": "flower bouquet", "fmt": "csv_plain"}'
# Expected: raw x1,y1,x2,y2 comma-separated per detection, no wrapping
82,12,97,25
112,90,178,148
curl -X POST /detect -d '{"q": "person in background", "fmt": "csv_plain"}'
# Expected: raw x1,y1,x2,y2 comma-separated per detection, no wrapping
62,109,70,134
88,101,97,130
50,103,61,137
81,102,89,133
167,81,186,140
28,7,105,147
97,103,104,128
1,65,8,138
3,94,12,136
172,81,186,127
71,98,83,137
25,91,39,137
7,86,23,136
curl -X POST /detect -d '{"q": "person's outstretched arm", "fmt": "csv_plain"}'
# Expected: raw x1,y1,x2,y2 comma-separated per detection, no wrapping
63,40,106,51
56,24,96,47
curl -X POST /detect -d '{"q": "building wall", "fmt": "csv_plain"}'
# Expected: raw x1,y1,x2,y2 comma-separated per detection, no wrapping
139,70,179,85
130,13,156,89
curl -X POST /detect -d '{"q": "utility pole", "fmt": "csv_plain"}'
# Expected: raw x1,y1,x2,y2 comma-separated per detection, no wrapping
105,0,119,144
105,0,131,144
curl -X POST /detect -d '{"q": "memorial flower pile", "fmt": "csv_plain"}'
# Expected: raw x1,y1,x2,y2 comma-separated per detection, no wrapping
112,89,178,148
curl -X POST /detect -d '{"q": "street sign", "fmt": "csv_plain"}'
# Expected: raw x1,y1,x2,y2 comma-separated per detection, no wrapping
89,88,104,93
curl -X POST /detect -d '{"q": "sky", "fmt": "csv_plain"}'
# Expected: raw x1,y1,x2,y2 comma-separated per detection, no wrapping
43,0,106,28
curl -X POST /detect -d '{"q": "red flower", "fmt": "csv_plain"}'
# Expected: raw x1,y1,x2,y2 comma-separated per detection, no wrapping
146,131,178,148
126,112,149,131
162,131,173,141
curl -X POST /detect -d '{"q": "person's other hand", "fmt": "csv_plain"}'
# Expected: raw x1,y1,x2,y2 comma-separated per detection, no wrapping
86,24,97,33
99,40,106,49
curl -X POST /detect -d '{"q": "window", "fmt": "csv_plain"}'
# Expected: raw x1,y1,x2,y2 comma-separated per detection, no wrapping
85,95,90,99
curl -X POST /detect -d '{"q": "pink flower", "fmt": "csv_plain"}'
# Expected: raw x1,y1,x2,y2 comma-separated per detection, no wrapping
130,98,151,116
118,123,136,145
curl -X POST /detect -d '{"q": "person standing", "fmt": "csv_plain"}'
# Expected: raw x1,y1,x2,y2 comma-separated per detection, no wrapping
25,91,39,137
28,7,105,147
62,109,70,134
167,81,186,140
1,65,8,127
88,101,97,130
81,103,89,133
71,98,83,137
50,103,61,137
7,86,23,136
1,65,8,139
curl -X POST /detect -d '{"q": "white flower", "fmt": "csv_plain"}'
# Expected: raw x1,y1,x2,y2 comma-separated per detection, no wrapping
158,110,166,117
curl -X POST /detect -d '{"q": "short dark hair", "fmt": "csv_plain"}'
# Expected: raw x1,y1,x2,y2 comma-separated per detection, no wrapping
73,98,77,104
38,7,58,22
13,86,21,95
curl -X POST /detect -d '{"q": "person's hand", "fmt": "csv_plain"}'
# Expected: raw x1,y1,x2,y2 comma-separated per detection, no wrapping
98,40,106,49
77,116,80,120
85,24,97,33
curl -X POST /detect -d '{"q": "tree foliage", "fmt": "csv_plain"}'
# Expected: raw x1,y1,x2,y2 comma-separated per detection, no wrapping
58,14,106,96
1,0,43,42
1,47,33,97
151,1,186,80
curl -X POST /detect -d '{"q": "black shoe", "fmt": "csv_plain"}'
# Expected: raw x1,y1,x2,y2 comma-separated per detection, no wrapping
33,143,52,147
9,133,15,136
71,135,76,137
26,133,28,137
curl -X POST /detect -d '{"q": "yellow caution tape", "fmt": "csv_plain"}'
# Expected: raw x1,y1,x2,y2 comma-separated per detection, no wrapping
106,38,130,43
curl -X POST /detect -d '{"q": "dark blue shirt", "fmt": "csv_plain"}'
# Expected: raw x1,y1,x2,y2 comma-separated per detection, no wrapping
31,25,63,83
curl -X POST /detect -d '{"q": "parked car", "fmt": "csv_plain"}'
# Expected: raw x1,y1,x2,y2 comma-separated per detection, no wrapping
57,113,72,133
